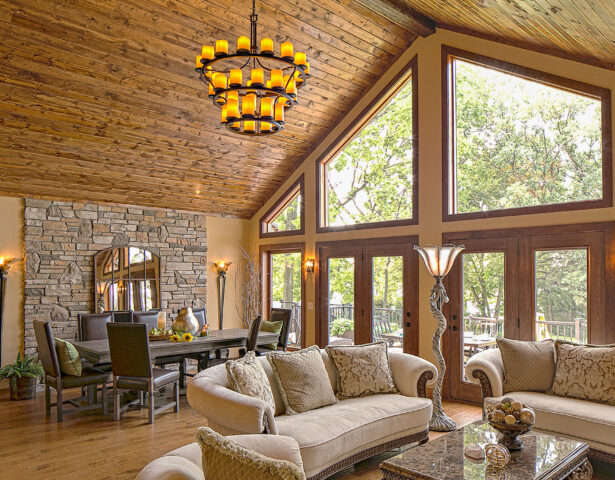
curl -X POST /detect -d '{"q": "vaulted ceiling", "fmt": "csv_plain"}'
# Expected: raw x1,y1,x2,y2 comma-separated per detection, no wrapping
0,0,614,218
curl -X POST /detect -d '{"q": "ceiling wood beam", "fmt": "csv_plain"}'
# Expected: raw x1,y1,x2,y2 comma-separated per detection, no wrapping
353,0,436,37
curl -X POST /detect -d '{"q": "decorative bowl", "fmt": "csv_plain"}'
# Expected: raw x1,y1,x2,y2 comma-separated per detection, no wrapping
148,334,171,342
486,398,535,450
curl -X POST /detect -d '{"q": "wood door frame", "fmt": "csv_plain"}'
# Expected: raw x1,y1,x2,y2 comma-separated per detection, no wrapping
315,235,419,353
259,242,306,349
444,236,519,404
443,222,615,403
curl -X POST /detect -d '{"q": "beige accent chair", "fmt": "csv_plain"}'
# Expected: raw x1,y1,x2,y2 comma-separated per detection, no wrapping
184,349,437,479
466,348,615,462
137,432,305,480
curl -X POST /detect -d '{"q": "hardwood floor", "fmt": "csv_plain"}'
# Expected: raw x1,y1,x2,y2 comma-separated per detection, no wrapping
0,384,610,479
0,384,480,480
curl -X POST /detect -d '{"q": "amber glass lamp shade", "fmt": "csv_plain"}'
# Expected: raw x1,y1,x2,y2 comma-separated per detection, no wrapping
414,245,464,279
214,261,231,275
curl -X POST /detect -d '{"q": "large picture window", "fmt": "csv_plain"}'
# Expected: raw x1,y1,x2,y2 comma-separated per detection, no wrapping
443,47,612,220
317,56,418,232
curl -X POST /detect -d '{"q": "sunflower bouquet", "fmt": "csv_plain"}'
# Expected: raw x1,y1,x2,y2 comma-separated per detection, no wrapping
170,332,194,342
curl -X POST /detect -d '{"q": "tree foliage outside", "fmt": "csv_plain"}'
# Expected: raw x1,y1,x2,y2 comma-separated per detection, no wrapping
267,193,301,232
325,79,413,226
455,60,602,213
270,252,302,347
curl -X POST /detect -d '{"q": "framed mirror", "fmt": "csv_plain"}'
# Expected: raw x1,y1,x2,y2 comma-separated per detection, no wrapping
94,246,161,312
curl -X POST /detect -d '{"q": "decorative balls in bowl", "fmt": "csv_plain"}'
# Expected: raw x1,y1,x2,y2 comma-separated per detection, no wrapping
486,397,535,450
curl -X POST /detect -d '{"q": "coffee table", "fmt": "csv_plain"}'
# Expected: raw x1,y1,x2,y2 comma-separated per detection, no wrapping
380,421,592,479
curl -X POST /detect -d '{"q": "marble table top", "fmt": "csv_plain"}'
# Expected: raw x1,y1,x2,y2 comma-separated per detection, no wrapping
380,421,588,480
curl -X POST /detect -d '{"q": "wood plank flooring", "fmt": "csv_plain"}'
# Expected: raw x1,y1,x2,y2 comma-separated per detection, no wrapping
0,384,610,479
0,385,480,480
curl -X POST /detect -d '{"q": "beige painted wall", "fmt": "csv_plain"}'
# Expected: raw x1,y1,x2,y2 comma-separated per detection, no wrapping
205,216,251,331
250,29,615,365
0,196,25,369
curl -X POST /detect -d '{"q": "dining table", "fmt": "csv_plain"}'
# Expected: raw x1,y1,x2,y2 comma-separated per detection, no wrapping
73,328,280,365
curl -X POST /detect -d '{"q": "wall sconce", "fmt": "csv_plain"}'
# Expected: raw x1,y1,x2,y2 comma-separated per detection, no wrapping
96,282,109,313
214,261,231,330
0,257,22,363
304,258,315,273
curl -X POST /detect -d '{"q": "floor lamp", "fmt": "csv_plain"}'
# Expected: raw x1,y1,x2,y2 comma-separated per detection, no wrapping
214,262,231,330
414,244,464,432
0,257,18,363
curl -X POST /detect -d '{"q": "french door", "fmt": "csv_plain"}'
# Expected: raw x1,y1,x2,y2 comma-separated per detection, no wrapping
444,223,613,403
316,236,419,355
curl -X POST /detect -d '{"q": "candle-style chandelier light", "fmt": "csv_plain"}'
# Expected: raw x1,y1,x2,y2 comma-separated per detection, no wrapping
195,0,310,136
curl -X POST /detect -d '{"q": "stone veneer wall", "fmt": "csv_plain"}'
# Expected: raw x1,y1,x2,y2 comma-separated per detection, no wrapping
23,198,207,355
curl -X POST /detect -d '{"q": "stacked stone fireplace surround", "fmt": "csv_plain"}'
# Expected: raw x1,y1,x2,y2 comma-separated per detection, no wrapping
23,198,207,356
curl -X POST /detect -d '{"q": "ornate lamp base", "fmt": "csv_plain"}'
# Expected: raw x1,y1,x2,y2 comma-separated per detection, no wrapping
429,412,457,432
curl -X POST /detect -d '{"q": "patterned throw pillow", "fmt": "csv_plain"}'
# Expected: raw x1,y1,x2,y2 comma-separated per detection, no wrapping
496,337,555,393
267,345,337,415
55,338,83,376
549,341,615,405
226,352,275,412
259,319,283,350
325,342,398,399
197,427,306,480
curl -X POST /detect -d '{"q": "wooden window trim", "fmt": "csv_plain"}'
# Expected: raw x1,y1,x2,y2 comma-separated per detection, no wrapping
316,54,419,233
443,221,615,344
441,45,613,222
259,242,306,349
314,235,419,353
259,175,305,238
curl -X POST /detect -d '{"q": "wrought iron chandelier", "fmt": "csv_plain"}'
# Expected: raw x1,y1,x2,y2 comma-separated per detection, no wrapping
195,0,310,136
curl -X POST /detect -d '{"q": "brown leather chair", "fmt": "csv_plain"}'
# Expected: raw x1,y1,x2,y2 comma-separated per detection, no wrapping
106,323,179,424
210,316,262,367
33,320,109,422
134,310,188,387
255,308,292,356
132,311,159,331
77,313,113,341
112,310,133,323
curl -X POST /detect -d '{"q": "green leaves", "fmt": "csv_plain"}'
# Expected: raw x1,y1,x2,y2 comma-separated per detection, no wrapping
0,352,45,381
455,60,602,213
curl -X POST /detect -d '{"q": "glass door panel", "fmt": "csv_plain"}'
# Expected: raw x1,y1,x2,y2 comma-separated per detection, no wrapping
461,252,505,380
371,256,403,352
327,257,356,346
270,252,303,348
534,249,588,344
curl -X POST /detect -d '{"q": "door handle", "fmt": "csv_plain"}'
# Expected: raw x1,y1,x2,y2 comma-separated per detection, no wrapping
405,322,411,328
451,325,458,332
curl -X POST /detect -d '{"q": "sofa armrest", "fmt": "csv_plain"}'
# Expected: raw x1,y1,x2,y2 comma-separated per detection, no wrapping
464,348,504,399
229,434,304,472
388,352,437,398
187,378,278,435
135,456,205,480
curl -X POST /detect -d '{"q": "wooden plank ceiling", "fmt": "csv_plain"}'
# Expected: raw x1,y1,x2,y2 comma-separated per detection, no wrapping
0,0,418,218
1,0,614,218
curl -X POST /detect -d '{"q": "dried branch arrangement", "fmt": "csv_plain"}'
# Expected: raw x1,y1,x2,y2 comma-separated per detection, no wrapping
234,247,262,328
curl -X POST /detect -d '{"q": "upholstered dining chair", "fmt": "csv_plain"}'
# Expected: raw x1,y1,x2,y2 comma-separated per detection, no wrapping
106,323,179,424
77,313,113,341
209,316,262,367
33,320,109,422
134,310,188,388
254,308,292,356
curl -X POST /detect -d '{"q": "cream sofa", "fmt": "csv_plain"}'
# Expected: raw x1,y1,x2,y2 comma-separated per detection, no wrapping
465,348,615,462
141,349,436,480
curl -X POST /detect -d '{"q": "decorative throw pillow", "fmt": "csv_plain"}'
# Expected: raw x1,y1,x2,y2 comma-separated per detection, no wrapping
496,337,555,393
226,351,275,412
549,341,615,405
325,342,398,399
267,345,337,415
197,427,306,480
260,319,283,350
55,338,82,376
